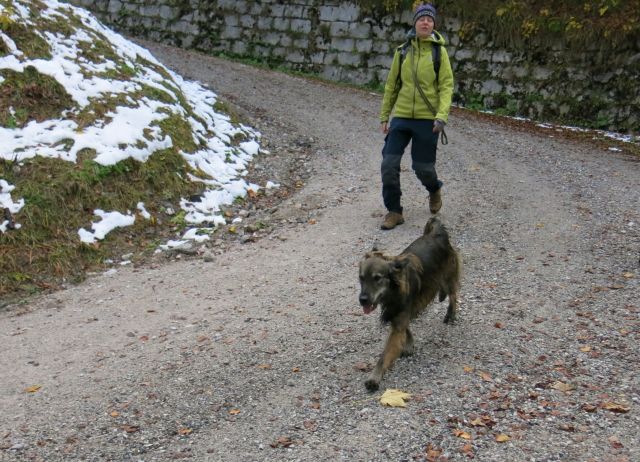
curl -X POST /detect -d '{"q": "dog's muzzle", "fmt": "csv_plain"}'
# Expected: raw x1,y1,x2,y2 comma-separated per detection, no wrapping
359,294,377,314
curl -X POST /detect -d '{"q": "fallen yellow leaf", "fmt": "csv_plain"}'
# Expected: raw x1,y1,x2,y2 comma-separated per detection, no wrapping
495,433,511,442
25,385,41,393
178,427,192,435
551,381,575,392
463,365,474,373
109,411,120,417
229,409,241,415
622,272,634,279
601,402,630,413
469,418,486,427
379,389,411,407
453,429,471,440
579,345,591,352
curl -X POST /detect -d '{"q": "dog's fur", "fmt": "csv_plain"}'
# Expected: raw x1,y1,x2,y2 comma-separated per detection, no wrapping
358,217,461,391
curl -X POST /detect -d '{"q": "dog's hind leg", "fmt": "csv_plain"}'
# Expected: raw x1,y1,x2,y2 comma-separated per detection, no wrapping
401,328,415,357
365,320,408,391
443,290,458,324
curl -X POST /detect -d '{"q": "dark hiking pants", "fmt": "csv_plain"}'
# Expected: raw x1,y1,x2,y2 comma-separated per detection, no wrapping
381,117,443,213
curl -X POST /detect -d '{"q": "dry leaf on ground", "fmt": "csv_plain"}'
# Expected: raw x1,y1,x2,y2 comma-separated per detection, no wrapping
379,389,411,407
453,429,472,440
601,401,631,413
551,381,576,392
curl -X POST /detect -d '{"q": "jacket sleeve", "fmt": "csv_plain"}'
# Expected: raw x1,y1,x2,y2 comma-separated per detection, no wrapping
435,47,454,123
379,49,401,122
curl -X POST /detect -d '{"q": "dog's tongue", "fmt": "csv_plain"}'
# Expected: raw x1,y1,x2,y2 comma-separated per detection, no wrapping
362,304,376,314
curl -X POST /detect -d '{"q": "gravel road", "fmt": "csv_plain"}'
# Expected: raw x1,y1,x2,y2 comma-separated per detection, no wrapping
1,41,639,462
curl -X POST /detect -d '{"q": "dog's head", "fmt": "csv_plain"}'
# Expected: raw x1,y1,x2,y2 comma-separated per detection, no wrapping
358,251,410,314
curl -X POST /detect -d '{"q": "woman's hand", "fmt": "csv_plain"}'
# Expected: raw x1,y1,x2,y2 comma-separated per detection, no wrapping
381,121,389,134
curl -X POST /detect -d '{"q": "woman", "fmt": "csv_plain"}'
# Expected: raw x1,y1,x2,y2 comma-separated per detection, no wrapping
378,3,454,230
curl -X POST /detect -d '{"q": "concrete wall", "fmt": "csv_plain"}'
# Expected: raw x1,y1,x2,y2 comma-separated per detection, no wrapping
70,0,639,132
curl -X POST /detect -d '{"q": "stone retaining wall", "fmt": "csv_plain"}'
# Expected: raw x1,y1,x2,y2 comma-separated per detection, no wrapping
70,0,639,132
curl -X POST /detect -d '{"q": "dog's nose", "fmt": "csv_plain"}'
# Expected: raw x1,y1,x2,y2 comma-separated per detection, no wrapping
359,294,369,305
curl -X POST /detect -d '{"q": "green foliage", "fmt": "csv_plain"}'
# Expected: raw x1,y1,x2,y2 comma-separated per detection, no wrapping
0,20,50,59
0,147,202,296
354,0,414,17
0,66,74,128
437,0,640,49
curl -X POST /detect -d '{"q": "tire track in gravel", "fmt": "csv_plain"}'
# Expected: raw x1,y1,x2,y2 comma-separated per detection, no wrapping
1,41,638,461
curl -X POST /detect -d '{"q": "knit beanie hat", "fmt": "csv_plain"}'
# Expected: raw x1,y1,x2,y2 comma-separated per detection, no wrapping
413,4,436,24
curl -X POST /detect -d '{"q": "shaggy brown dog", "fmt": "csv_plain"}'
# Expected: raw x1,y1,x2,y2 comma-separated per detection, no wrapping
358,217,461,391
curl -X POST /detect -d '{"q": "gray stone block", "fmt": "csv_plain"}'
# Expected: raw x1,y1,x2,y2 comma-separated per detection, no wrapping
335,3,359,22
107,0,123,14
331,38,354,52
355,39,372,53
269,4,285,17
240,15,256,28
330,21,349,37
286,50,305,63
321,64,342,80
257,17,273,30
263,32,283,46
273,17,291,31
232,41,248,55
139,4,160,17
293,38,309,49
284,5,304,18
159,5,177,21
221,25,242,40
349,23,371,39
225,15,239,27
291,19,311,34
309,51,325,64
481,79,503,94
336,51,361,66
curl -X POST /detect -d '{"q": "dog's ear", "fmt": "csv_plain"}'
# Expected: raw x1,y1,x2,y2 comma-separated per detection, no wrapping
390,257,410,272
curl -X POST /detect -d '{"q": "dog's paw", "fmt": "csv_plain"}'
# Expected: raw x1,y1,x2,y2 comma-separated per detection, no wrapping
443,314,456,324
364,379,380,392
401,346,415,357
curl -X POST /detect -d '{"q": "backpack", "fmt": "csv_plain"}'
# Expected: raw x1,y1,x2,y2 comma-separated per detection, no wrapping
395,40,441,88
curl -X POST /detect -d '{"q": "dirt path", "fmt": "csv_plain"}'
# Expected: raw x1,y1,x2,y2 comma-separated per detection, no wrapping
1,42,639,462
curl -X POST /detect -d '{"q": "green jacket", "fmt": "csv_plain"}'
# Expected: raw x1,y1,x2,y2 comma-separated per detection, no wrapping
380,31,454,123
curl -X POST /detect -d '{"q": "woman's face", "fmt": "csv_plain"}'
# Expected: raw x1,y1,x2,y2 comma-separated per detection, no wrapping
415,15,435,38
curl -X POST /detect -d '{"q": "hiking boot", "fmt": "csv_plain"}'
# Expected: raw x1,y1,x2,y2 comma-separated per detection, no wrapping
429,189,442,214
381,212,404,230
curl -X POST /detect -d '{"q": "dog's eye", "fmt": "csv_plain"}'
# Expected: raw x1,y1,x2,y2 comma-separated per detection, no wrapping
373,274,383,281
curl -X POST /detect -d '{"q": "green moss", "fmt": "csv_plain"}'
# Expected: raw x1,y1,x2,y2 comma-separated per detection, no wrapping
157,113,199,153
73,93,134,129
0,147,202,296
0,21,50,59
139,83,176,104
77,36,121,65
0,66,74,128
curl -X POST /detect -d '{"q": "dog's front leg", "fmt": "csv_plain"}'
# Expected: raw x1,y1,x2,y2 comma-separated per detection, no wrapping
365,321,408,391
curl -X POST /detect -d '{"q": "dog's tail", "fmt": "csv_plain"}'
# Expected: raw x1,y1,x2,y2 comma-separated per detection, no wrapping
423,216,444,236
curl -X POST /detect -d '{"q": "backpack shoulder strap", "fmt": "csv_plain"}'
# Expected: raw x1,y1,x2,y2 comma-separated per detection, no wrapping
432,42,441,85
395,41,411,88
